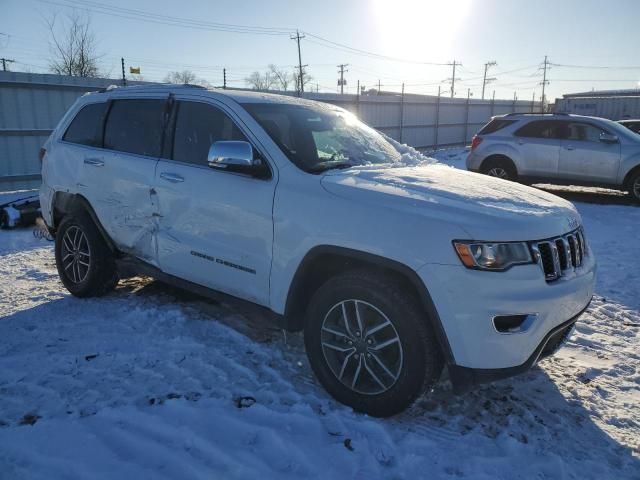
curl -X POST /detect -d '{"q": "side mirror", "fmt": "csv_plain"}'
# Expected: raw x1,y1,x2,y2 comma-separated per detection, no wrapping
599,132,619,144
208,141,255,169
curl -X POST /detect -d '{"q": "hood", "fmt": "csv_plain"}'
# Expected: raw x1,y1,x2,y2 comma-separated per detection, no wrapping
320,164,582,241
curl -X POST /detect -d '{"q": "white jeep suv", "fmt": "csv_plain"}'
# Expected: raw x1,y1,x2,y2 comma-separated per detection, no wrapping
40,85,596,416
467,113,640,202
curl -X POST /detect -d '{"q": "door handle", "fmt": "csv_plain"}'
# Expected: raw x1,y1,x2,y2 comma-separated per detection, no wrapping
565,145,575,151
84,157,104,166
160,172,184,183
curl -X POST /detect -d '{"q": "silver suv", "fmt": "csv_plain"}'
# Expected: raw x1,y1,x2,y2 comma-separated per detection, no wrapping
466,113,640,202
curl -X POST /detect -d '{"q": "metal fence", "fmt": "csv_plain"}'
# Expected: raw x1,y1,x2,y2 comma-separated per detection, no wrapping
0,71,150,191
0,70,541,191
309,91,540,149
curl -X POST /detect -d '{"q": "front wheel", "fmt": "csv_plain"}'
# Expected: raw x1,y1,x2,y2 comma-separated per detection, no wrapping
481,157,518,182
55,212,118,297
304,270,443,417
627,170,640,203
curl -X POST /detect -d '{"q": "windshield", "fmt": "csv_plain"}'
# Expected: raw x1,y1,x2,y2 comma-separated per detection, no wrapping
242,102,401,172
600,117,639,140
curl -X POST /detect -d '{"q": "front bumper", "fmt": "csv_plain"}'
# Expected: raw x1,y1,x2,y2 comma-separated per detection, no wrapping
417,246,596,372
448,302,587,393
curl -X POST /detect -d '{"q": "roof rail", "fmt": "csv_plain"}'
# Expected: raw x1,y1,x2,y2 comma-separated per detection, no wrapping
503,112,569,117
97,83,208,93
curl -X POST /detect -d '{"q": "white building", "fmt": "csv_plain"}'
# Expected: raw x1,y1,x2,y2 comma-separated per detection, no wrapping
555,89,640,120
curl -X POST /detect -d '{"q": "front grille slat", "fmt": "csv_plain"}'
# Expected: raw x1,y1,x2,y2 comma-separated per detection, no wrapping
533,228,587,283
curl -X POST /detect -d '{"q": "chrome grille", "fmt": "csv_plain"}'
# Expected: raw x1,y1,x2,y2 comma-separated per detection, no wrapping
531,228,587,282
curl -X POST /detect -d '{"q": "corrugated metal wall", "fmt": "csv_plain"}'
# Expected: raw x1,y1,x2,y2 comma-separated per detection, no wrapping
307,91,537,148
0,71,540,191
555,95,640,120
0,71,150,192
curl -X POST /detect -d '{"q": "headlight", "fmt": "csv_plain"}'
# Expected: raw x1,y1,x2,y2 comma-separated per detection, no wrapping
453,241,533,271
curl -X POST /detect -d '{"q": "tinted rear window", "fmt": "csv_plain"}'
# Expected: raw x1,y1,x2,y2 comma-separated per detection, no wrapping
63,102,108,147
514,120,565,139
478,119,516,135
104,99,166,157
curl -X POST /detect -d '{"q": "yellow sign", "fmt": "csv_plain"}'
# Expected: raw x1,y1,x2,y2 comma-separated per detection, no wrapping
129,67,141,74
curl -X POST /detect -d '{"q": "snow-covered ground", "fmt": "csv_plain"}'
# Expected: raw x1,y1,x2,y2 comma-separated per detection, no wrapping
1,176,639,478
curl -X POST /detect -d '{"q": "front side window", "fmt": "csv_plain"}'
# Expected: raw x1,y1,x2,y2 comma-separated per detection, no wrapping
104,99,166,157
63,102,108,147
242,102,401,172
172,101,248,166
565,122,608,142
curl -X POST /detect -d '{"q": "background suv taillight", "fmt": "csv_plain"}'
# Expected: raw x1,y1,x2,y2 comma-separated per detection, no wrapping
471,135,483,151
39,147,47,163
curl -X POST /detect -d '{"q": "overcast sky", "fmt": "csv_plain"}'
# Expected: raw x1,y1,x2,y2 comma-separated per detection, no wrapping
2,0,639,101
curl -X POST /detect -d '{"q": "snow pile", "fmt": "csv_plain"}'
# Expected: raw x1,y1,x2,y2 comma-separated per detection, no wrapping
0,195,639,478
383,134,438,166
427,146,470,167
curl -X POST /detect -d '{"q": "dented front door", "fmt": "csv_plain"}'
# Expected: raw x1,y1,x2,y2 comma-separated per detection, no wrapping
81,147,159,264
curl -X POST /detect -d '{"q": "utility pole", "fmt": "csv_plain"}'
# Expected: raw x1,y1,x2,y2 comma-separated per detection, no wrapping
337,63,348,94
121,57,126,86
223,68,226,89
531,91,536,113
291,30,306,95
540,55,550,113
1,58,15,71
399,82,405,143
448,60,461,98
481,61,497,100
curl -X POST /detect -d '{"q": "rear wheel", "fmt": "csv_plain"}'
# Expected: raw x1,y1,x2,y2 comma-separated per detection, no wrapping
627,170,640,203
55,212,118,297
481,156,518,182
304,270,443,417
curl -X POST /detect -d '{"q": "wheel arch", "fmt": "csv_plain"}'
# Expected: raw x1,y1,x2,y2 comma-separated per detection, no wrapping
622,163,640,190
283,245,455,364
479,154,518,174
52,192,117,252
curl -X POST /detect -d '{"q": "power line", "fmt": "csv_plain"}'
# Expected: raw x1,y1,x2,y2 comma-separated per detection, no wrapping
303,32,449,65
551,62,640,70
1,58,16,71
37,0,296,35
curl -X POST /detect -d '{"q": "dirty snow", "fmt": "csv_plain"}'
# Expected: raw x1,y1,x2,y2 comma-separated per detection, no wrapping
0,183,639,479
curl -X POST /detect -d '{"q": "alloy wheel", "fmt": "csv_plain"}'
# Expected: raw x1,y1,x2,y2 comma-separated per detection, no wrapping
61,226,91,284
320,299,403,395
633,177,640,200
487,167,508,179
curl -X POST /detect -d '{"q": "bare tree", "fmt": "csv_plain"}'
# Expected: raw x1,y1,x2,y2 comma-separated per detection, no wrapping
292,68,313,94
164,70,211,87
47,11,101,77
164,70,197,84
268,64,291,91
245,70,276,91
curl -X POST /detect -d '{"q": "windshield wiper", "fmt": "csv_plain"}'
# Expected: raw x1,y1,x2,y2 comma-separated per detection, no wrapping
307,160,354,173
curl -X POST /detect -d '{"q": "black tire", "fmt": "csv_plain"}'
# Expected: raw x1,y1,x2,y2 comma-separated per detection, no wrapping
481,156,518,182
55,211,118,297
627,170,640,203
304,270,443,417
